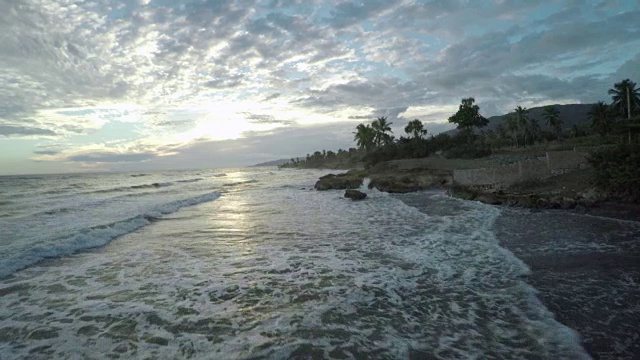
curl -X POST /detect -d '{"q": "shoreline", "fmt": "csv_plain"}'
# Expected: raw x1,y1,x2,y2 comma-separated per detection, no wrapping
492,206,640,359
309,157,639,222
313,162,640,359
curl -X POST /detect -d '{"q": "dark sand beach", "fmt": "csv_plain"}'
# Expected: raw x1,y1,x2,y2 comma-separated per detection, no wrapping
493,207,640,360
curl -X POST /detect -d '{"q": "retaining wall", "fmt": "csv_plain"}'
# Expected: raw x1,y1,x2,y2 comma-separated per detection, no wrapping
546,151,588,170
453,150,588,187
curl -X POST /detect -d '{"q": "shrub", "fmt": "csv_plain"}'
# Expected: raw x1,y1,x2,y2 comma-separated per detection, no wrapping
444,144,492,159
363,138,434,167
587,145,640,203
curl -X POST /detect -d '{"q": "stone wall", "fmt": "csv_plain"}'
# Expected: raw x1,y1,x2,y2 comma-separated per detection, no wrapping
453,150,588,187
546,150,588,171
519,160,549,179
453,164,520,187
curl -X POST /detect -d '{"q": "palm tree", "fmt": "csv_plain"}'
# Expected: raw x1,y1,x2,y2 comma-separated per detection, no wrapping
505,114,520,147
589,101,612,137
515,106,529,146
371,116,394,146
353,123,376,151
608,79,640,119
496,124,509,145
482,129,499,150
404,119,428,139
528,118,541,144
543,106,562,140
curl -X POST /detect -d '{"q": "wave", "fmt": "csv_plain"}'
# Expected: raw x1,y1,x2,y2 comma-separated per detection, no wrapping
42,208,73,215
130,173,150,177
90,181,177,194
222,179,258,187
0,191,221,278
176,178,204,183
41,188,70,195
130,182,173,189
90,177,202,194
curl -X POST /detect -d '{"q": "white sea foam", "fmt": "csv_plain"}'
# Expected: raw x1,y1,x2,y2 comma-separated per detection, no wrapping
0,191,220,278
0,169,593,359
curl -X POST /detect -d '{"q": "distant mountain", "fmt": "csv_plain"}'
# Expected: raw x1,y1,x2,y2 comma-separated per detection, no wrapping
251,158,301,167
487,103,595,131
446,103,596,135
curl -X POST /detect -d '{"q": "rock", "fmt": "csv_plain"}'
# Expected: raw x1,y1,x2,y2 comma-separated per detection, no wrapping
475,193,502,205
560,197,577,209
114,343,128,353
344,189,367,200
449,186,478,200
368,176,422,193
314,173,363,190
577,199,596,208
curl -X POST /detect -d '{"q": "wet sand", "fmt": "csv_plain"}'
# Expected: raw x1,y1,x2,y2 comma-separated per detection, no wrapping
493,208,640,360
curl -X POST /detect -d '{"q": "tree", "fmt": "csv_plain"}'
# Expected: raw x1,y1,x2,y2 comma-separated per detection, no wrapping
505,114,520,147
528,118,541,144
589,101,613,137
448,98,489,134
353,123,376,151
371,117,394,146
481,129,500,151
543,106,562,140
608,79,640,119
404,119,428,139
496,124,509,146
514,106,529,146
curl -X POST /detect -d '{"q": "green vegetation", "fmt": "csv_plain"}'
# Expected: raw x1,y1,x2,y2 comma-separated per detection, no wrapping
447,97,488,143
588,101,612,137
588,145,640,203
608,79,640,120
543,106,562,140
280,78,640,200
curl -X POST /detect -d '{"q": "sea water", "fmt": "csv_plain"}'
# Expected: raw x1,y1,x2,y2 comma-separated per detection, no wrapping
0,168,590,359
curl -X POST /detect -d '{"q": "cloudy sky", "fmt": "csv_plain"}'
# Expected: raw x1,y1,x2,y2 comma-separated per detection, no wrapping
1,0,639,174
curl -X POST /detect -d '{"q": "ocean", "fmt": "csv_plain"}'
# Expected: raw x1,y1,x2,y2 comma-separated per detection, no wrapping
0,167,634,359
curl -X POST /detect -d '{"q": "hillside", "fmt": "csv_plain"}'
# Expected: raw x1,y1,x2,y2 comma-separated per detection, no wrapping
445,103,596,135
487,103,595,130
252,158,303,167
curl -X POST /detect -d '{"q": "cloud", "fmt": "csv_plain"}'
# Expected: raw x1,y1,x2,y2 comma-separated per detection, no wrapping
1,0,639,173
66,152,156,163
0,125,56,137
243,113,296,125
32,150,60,155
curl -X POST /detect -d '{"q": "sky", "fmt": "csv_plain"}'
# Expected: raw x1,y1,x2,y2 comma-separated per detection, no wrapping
1,0,639,175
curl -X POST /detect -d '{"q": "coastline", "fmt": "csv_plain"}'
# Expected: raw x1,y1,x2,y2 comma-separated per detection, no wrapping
493,206,640,359
396,189,640,359
313,158,640,359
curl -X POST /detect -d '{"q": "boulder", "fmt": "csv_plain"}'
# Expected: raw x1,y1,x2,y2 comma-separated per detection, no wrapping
314,173,363,190
475,193,502,205
368,176,422,193
344,189,367,201
449,186,478,200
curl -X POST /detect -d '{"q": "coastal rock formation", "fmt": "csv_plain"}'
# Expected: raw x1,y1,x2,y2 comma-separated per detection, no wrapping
449,185,600,210
314,173,363,190
368,176,422,193
368,172,452,193
344,189,367,200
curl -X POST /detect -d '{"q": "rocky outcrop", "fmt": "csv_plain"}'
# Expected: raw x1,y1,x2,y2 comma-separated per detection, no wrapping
449,185,599,209
314,173,364,190
368,171,452,193
368,176,423,193
344,189,367,200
